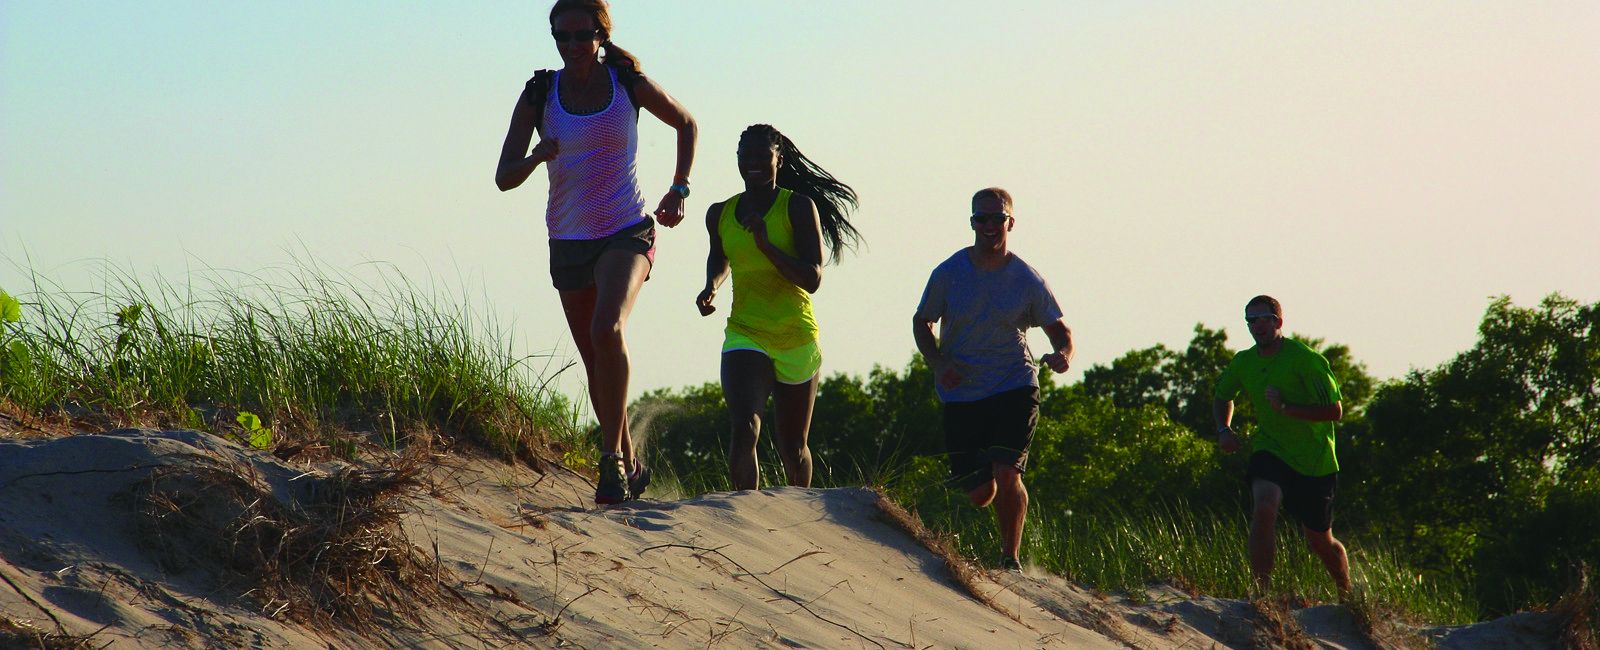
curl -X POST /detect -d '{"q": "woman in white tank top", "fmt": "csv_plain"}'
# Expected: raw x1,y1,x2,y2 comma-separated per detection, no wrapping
495,0,698,505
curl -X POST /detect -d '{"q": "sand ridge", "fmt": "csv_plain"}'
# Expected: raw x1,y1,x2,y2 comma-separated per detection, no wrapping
0,429,1569,648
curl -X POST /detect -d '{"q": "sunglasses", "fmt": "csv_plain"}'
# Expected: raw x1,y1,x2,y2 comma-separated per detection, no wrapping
1244,314,1278,324
970,212,1011,225
551,29,601,43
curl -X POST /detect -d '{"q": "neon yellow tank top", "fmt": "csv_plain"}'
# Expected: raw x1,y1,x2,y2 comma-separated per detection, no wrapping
718,189,818,350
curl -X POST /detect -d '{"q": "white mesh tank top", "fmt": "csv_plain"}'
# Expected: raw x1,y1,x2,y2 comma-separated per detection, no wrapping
541,65,649,240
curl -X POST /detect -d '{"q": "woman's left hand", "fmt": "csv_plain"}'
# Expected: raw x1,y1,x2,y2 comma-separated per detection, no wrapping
654,192,685,227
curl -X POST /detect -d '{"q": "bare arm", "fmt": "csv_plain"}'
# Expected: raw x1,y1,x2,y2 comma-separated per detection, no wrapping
912,317,944,370
495,89,558,192
1264,388,1344,422
1040,319,1074,373
750,193,823,293
1214,398,1241,453
695,202,729,316
913,316,962,391
1214,399,1234,430
1292,402,1344,421
633,75,697,227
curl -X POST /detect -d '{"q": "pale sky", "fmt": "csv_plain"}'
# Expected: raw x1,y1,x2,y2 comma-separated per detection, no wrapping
4,2,1597,411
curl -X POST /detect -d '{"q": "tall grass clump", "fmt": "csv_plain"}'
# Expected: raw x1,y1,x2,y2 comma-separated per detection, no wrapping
0,259,579,457
1037,504,1474,623
899,484,1476,624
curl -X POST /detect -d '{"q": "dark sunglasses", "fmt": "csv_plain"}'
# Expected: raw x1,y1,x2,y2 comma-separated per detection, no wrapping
551,29,601,43
970,212,1011,225
1244,314,1278,324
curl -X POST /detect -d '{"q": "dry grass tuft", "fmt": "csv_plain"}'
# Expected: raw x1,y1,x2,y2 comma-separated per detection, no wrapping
1249,596,1316,650
1556,564,1598,650
0,615,97,650
0,399,72,439
133,452,452,632
1343,587,1428,650
870,489,1021,623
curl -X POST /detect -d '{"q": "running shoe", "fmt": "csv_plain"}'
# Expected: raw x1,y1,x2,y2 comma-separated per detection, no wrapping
628,460,652,500
595,454,630,505
999,555,1023,573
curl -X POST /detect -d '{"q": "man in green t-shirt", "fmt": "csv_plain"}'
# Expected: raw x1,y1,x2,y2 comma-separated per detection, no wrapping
1213,295,1350,595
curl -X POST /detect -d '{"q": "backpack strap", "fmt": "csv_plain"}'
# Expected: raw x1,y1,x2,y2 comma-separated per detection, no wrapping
523,69,556,135
527,65,641,129
608,62,643,119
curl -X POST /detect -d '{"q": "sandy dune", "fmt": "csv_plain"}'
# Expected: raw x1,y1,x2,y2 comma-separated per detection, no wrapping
0,430,1568,648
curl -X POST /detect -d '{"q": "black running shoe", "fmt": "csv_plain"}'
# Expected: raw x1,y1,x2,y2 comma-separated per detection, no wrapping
628,461,652,500
595,454,630,505
1000,555,1023,573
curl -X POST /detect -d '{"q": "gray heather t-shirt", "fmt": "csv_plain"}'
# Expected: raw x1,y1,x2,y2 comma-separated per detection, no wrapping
915,249,1064,403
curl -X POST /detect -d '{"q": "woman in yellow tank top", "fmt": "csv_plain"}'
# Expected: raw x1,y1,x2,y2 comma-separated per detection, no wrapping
695,125,862,490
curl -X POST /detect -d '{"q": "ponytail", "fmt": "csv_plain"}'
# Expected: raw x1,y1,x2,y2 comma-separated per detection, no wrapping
601,40,642,75
741,124,863,263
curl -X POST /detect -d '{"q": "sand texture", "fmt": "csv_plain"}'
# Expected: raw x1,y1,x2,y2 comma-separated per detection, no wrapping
0,430,1570,648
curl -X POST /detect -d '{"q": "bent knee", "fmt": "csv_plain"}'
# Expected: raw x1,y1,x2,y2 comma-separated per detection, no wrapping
588,319,625,346
1252,502,1281,521
728,411,761,430
1303,528,1339,548
778,440,810,459
992,464,1024,486
967,482,997,507
728,422,760,447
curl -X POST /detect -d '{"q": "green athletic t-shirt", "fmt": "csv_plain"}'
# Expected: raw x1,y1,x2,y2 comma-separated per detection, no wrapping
1215,337,1342,477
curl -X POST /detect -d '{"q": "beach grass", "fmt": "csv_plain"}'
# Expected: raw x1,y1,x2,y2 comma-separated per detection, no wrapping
627,425,1475,624
0,259,581,458
909,489,1477,625
630,437,1475,624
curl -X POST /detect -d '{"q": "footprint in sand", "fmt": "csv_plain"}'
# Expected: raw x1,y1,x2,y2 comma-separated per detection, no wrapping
619,509,675,531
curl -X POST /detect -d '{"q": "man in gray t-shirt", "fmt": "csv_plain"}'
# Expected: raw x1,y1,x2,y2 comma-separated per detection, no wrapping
912,187,1074,572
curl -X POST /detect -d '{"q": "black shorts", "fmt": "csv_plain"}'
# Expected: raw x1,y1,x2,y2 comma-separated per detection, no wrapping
548,218,656,291
1246,451,1338,532
943,386,1039,493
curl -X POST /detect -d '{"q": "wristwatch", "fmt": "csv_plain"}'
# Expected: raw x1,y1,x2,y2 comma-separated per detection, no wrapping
669,183,691,198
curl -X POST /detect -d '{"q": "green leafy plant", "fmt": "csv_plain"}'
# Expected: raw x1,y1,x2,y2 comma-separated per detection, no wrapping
0,288,29,389
0,289,20,323
236,411,273,450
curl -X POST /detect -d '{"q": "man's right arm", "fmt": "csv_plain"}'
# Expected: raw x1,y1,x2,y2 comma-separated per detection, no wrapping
1213,361,1243,454
1214,398,1241,454
913,265,946,372
913,317,963,391
913,266,961,390
912,317,943,369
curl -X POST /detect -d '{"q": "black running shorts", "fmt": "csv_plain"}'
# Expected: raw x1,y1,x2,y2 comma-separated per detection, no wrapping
1246,450,1338,532
942,386,1039,493
548,217,656,291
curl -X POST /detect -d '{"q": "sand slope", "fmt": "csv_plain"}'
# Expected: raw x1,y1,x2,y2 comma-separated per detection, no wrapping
0,430,1569,648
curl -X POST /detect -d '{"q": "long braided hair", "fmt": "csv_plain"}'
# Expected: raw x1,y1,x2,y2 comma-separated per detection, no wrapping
741,124,863,262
